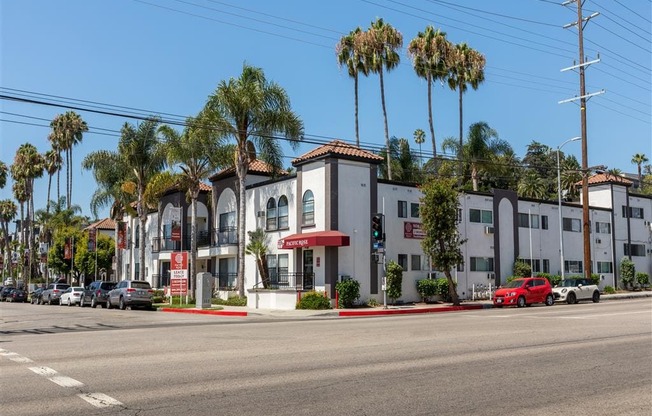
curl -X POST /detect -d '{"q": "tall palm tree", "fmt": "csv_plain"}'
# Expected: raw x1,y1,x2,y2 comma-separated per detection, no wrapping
11,180,28,279
336,27,368,147
118,117,167,282
50,111,88,208
0,199,17,278
203,63,304,298
442,122,511,191
560,155,581,200
447,43,486,177
358,18,403,180
43,149,63,215
518,170,548,199
408,26,452,157
159,113,227,298
413,128,425,168
631,153,648,189
82,149,133,282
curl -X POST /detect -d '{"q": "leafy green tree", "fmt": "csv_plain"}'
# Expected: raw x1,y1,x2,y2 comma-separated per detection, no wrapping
75,232,115,287
0,161,7,189
49,111,88,208
619,257,635,290
203,64,303,298
420,177,465,305
244,228,270,289
358,18,403,180
385,260,403,302
408,25,451,157
513,259,532,277
47,227,83,283
336,27,368,147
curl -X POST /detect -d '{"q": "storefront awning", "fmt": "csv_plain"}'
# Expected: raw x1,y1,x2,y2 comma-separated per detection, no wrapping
277,230,350,250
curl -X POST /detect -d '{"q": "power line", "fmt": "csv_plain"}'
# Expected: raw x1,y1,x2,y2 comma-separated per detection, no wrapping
613,0,652,25
592,21,651,53
592,0,652,39
425,0,559,27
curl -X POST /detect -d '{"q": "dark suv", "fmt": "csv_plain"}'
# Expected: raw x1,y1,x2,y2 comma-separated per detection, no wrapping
40,283,71,305
81,281,117,308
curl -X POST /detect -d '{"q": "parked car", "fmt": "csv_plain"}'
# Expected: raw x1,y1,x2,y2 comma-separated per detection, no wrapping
59,286,85,306
552,278,600,304
493,277,555,308
0,286,15,301
7,288,28,303
40,283,71,305
30,287,45,304
107,280,154,310
81,280,117,308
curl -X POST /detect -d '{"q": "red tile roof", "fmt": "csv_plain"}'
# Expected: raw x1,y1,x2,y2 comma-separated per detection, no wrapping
210,159,288,181
582,173,633,187
292,140,384,165
85,218,116,231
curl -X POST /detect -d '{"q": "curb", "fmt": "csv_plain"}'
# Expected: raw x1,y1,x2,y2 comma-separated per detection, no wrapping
338,304,490,317
160,308,247,316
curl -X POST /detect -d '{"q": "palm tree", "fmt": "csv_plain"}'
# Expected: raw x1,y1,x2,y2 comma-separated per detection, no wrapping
0,161,7,189
50,111,88,208
245,228,270,289
336,27,368,147
358,18,403,180
413,128,425,168
11,180,28,279
43,150,63,215
560,155,581,200
518,170,548,199
118,117,167,282
442,122,510,191
378,137,420,183
0,199,17,278
632,153,648,189
408,26,451,157
447,43,486,177
159,113,227,298
203,64,304,298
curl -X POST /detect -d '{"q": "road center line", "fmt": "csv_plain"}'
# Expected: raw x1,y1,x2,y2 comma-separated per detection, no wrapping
78,393,124,408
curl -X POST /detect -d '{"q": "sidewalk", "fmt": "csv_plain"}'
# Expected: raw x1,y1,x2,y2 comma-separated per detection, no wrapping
160,291,651,319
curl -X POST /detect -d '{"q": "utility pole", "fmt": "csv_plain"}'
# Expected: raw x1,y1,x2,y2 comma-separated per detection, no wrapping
559,0,604,280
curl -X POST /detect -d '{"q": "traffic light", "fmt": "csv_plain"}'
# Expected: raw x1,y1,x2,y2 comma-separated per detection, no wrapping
371,213,384,241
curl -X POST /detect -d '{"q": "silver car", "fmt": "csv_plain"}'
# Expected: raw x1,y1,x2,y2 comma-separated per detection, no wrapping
106,280,154,310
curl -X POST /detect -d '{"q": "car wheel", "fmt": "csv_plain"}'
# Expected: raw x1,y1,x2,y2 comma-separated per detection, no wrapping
567,292,576,305
119,297,126,310
517,296,526,308
67,299,72,306
91,297,97,308
592,291,600,303
545,294,554,306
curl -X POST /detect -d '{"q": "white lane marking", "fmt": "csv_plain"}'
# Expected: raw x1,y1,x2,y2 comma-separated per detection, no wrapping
558,310,652,319
0,351,33,363
29,366,84,387
29,366,58,377
78,393,123,408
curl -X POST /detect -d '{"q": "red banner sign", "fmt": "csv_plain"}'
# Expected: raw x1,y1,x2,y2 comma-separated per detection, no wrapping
88,228,97,252
170,251,188,295
404,222,426,239
117,222,127,249
64,238,72,259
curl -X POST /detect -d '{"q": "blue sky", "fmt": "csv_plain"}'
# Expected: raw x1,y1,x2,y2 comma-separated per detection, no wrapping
1,0,650,220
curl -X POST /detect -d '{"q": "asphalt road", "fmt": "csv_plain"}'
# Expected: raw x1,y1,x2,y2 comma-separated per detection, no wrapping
1,299,651,416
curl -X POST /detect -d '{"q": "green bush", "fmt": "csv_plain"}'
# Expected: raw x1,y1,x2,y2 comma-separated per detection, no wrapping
416,279,438,302
620,258,635,289
366,298,380,307
505,275,518,284
386,260,403,302
536,273,561,287
513,259,532,277
435,278,452,302
296,291,331,310
152,289,166,304
336,279,360,308
590,273,601,286
636,272,650,287
212,296,247,306
603,285,616,294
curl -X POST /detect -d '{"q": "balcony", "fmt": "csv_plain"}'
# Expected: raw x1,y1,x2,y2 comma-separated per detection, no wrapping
215,227,238,246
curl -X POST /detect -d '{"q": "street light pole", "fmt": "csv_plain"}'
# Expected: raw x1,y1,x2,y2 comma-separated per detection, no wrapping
557,137,581,281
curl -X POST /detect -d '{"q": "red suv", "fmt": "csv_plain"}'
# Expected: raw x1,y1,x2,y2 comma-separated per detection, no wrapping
493,277,554,308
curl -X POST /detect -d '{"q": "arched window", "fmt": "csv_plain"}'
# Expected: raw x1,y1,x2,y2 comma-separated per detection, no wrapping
266,198,277,230
302,190,314,226
278,196,289,229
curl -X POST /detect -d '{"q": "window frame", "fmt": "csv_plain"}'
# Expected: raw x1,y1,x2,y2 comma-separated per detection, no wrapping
266,198,277,231
277,195,289,229
302,190,315,226
470,209,493,224
398,201,408,218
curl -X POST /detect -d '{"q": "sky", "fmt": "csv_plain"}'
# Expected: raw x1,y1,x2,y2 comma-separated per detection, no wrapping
1,0,650,221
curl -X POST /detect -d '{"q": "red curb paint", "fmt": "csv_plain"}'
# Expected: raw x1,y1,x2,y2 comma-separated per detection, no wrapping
161,308,247,317
338,305,484,317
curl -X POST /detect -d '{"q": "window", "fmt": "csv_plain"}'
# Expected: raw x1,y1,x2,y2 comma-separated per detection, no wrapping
411,255,421,271
266,198,277,230
564,260,583,274
278,196,289,229
470,257,494,272
134,225,140,248
397,254,408,270
624,243,646,257
302,190,314,226
595,222,611,234
398,201,407,218
470,209,493,224
622,206,644,219
541,215,548,230
563,218,581,232
411,203,420,218
278,254,289,275
597,261,613,273
518,213,539,229
543,259,550,274
267,255,277,281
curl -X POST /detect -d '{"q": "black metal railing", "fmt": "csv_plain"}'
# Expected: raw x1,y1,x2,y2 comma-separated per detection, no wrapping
151,230,211,253
262,272,314,290
215,227,238,246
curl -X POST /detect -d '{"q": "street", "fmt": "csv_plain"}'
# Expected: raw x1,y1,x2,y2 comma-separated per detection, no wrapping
1,299,651,415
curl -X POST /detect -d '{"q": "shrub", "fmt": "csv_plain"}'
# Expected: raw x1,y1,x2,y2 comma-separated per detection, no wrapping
505,275,518,284
435,278,452,302
366,298,380,307
513,259,531,277
386,260,403,302
590,273,601,286
336,279,360,308
603,285,616,294
296,291,331,310
636,272,650,287
212,296,247,306
619,257,635,289
152,289,166,304
536,273,561,287
416,279,438,302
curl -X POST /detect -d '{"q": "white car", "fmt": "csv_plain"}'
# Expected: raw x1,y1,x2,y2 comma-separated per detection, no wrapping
59,286,85,306
552,278,600,304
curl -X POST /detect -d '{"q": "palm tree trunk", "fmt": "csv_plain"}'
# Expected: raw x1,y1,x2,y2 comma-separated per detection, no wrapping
114,217,122,281
379,68,392,180
471,163,479,192
638,163,642,188
46,175,52,215
138,185,146,282
69,148,73,208
190,192,198,300
354,73,360,147
427,75,436,158
57,168,61,203
236,157,247,298
458,87,464,185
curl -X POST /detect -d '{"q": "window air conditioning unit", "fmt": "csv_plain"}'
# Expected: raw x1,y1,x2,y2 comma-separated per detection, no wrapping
595,238,601,244
256,211,265,218
484,226,494,234
487,273,495,279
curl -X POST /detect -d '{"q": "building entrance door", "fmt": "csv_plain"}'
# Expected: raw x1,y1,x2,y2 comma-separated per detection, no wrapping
303,250,314,290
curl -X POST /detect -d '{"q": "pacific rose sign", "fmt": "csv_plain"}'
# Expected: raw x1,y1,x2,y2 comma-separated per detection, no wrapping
277,238,310,249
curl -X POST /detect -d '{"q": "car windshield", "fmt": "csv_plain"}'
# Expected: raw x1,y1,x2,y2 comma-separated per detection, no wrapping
504,280,526,288
559,280,579,287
